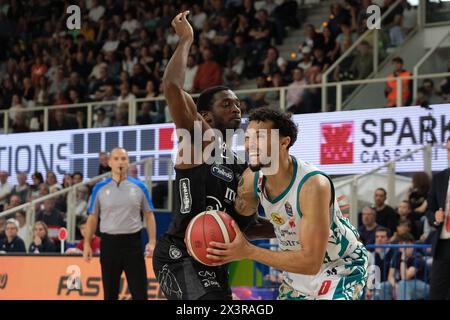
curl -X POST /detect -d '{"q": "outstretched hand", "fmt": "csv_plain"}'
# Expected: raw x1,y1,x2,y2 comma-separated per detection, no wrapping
206,220,252,266
171,11,193,41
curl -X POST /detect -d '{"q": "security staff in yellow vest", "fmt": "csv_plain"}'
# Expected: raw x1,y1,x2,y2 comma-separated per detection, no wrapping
385,57,412,107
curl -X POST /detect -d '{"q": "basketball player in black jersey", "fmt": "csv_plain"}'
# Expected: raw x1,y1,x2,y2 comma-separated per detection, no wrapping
152,11,274,300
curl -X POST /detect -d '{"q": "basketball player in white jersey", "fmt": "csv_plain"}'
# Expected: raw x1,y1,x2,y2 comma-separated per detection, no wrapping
207,107,368,300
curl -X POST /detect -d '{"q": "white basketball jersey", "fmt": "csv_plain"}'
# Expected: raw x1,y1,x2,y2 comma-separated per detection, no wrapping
254,156,367,297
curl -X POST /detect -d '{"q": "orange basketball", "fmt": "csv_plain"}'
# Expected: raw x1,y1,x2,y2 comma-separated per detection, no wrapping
185,210,237,266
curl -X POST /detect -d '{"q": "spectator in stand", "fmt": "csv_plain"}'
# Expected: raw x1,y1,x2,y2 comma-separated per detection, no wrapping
358,206,379,247
183,55,198,93
5,194,21,211
373,188,398,234
75,186,89,221
390,219,414,243
322,26,338,62
193,48,222,92
137,102,153,125
408,172,430,218
299,24,324,54
89,0,105,23
385,56,412,107
422,79,442,104
312,47,331,73
46,171,62,191
15,211,28,241
72,172,84,185
98,151,111,175
121,11,141,36
28,221,57,253
327,2,352,38
224,34,247,88
335,22,357,53
129,63,150,97
286,68,308,114
49,67,68,97
213,14,233,65
389,233,429,300
261,46,287,78
117,82,136,108
66,219,101,255
0,219,26,253
239,0,257,27
10,172,29,204
248,9,273,58
367,227,395,300
91,66,114,101
98,84,117,119
333,38,355,83
415,86,430,106
28,172,44,200
35,198,65,228
190,3,208,31
62,174,73,189
34,76,50,107
30,56,48,86
395,200,420,240
350,40,373,80
389,14,405,47
297,46,313,76
93,107,112,128
49,109,78,131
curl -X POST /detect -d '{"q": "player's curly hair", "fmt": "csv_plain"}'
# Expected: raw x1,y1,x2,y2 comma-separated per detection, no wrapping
248,107,298,149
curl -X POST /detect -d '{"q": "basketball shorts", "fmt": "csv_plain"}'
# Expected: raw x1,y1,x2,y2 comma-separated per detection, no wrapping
278,250,368,300
153,234,232,300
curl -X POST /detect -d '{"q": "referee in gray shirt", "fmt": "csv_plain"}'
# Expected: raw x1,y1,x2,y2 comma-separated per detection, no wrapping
83,147,157,300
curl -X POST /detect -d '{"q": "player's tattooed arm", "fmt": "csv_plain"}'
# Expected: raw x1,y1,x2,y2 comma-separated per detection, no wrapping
234,168,259,216
234,168,275,239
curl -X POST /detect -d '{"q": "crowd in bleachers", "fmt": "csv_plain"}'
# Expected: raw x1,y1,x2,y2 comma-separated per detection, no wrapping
2,0,446,133
0,0,300,132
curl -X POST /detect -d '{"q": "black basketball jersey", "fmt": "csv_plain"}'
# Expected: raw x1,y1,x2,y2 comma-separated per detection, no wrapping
167,150,247,240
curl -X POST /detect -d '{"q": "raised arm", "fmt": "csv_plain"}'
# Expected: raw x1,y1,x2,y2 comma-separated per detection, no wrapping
162,11,201,132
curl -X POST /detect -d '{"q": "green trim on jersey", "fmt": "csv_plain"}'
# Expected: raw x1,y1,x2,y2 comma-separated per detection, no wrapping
253,170,259,199
263,156,298,204
296,170,325,218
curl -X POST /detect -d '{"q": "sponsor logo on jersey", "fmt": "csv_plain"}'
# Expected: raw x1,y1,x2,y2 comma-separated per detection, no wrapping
179,178,192,214
289,218,296,229
224,187,236,204
284,201,293,217
271,212,285,225
169,245,182,260
206,195,223,211
211,164,234,182
279,239,300,247
198,270,220,288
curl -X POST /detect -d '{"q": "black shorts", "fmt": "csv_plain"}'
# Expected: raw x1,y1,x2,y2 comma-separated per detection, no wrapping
153,234,232,300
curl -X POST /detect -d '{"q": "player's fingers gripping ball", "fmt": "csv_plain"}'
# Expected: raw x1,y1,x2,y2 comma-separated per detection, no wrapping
185,210,236,266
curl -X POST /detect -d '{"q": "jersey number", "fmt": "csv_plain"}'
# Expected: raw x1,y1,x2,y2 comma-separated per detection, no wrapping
318,280,332,296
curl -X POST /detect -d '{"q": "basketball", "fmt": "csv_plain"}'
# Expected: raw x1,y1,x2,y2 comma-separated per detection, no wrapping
185,210,237,266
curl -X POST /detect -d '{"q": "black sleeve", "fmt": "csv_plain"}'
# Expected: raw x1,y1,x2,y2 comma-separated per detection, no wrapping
426,173,439,226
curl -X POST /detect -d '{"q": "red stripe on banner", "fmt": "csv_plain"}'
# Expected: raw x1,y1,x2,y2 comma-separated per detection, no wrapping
159,128,174,150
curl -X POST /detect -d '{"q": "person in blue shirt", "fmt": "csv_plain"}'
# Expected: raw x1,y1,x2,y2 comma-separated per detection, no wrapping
376,233,429,300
